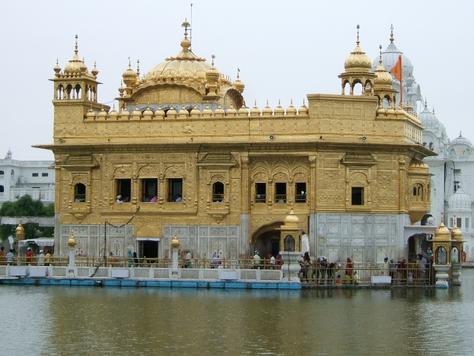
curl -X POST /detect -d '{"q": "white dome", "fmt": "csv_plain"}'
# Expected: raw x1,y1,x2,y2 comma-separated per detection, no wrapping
447,189,472,211
450,134,473,148
372,42,413,79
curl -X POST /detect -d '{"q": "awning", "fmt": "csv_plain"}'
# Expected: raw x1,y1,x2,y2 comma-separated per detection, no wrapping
136,237,161,242
18,238,55,247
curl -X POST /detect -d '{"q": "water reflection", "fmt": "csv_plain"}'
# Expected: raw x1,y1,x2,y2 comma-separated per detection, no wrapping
0,271,474,355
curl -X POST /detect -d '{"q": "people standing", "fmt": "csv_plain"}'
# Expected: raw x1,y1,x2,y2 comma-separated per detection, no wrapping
45,250,52,266
37,250,45,266
6,249,14,265
0,246,5,265
382,257,389,276
345,257,353,283
269,255,275,269
253,251,261,269
25,247,34,265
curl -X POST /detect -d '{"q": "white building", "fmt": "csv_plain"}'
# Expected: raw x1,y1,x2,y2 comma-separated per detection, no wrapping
376,27,474,261
0,150,55,204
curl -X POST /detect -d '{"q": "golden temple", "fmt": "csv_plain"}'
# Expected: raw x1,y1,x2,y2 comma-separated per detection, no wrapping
39,22,432,262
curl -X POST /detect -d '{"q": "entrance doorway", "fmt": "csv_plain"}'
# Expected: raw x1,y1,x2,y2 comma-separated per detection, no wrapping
408,234,430,261
254,230,281,258
137,239,159,258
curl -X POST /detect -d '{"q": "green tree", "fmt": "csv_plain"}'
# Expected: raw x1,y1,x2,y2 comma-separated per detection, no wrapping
0,195,54,240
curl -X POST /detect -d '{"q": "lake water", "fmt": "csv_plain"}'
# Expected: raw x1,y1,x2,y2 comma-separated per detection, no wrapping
1,271,474,355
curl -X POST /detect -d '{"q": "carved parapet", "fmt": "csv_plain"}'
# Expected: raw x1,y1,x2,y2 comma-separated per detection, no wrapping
83,104,311,122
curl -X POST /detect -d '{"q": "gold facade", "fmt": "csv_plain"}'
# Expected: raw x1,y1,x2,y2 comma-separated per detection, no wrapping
39,23,432,260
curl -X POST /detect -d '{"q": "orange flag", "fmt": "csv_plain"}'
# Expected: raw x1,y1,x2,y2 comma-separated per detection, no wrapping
390,55,402,82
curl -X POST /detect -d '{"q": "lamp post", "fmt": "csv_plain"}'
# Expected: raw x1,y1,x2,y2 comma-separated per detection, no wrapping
170,235,180,278
67,232,77,277
15,224,25,265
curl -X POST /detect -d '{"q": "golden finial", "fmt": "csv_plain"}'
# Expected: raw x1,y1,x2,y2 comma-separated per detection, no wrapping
128,57,131,69
356,24,360,46
278,99,281,106
290,98,294,106
136,59,140,76
182,18,190,39
254,99,257,107
390,24,394,44
74,34,79,55
237,67,240,79
211,54,215,67
378,44,383,64
266,99,269,106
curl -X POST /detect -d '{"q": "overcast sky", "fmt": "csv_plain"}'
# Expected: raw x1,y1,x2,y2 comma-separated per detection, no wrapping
1,0,473,160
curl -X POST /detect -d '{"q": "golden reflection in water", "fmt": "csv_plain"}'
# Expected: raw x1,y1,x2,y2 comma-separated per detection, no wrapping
0,272,473,355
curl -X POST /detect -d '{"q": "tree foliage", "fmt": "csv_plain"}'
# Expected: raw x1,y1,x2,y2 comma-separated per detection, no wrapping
0,195,54,240
0,195,54,217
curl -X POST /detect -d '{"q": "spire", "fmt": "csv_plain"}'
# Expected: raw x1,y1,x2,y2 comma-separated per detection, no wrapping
182,18,190,40
237,67,240,79
356,24,360,46
136,59,140,76
211,54,215,67
128,57,132,69
378,45,383,65
74,34,79,55
390,24,394,44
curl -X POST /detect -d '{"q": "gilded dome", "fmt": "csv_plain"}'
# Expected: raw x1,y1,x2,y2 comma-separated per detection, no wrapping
64,35,88,74
409,160,429,170
434,223,451,241
374,62,393,86
451,227,463,241
284,209,300,225
344,44,373,72
143,31,213,86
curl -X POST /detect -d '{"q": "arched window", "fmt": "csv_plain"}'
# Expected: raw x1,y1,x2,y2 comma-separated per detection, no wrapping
353,82,363,95
212,182,224,202
0,185,4,193
74,183,86,202
436,246,447,265
0,170,4,175
284,235,295,252
412,184,423,201
343,81,350,95
65,85,72,99
74,84,82,100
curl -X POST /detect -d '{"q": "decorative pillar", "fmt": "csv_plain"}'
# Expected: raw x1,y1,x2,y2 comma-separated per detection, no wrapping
280,209,302,282
15,224,25,264
432,223,451,288
67,232,77,277
170,235,180,278
450,227,464,286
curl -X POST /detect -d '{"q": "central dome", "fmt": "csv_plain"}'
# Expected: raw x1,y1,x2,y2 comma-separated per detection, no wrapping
118,20,245,110
143,38,213,85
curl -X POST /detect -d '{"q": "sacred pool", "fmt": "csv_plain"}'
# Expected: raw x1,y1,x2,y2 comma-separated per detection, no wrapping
1,270,473,355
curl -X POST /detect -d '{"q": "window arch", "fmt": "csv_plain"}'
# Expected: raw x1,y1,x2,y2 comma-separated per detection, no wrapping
352,82,363,95
74,183,86,202
212,182,224,202
0,170,4,175
284,235,295,252
0,185,4,193
412,184,424,201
